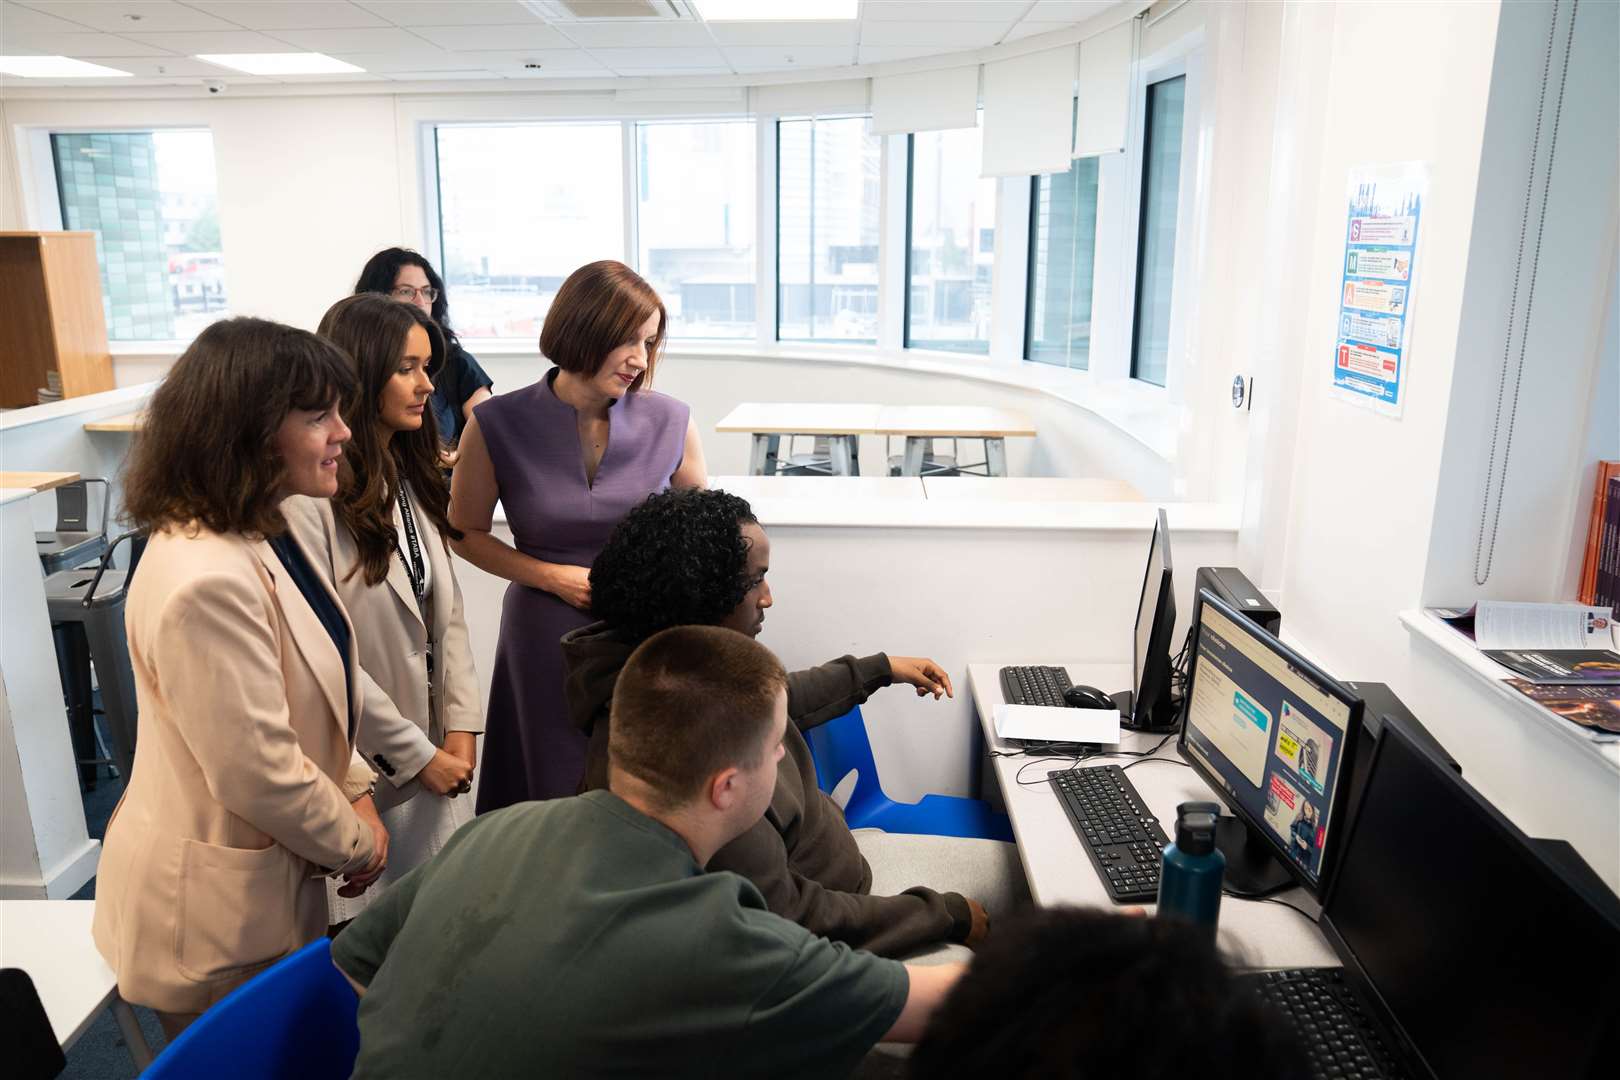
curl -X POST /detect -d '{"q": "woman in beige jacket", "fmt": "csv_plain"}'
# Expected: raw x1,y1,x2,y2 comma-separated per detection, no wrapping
284,294,482,925
92,319,389,1034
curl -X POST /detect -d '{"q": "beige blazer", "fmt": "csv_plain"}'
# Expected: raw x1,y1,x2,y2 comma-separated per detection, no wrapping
282,493,482,813
91,523,377,1015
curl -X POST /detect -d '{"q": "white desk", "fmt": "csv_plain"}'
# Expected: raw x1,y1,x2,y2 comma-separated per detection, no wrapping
0,900,154,1068
967,663,1337,969
716,403,1036,477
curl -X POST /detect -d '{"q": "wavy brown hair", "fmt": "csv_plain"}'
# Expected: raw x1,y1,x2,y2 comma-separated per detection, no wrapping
122,317,354,538
539,260,666,391
317,294,461,587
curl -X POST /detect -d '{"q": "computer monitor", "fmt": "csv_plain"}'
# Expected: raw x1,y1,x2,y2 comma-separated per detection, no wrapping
1177,589,1363,897
1121,508,1178,731
1321,717,1620,1078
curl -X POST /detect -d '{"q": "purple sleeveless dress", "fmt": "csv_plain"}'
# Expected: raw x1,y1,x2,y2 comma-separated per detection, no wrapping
474,368,689,811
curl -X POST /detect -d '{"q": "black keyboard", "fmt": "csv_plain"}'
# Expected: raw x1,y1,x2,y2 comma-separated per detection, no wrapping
1048,766,1170,903
1000,665,1071,708
1242,969,1407,1080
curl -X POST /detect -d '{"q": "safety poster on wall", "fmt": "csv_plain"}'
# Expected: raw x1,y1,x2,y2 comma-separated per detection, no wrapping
1332,161,1428,416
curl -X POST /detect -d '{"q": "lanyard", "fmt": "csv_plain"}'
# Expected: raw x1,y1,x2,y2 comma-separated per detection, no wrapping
393,485,436,693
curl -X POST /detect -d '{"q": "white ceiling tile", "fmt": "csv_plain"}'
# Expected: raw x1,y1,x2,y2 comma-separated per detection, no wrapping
383,68,503,79
856,43,951,63
588,46,728,69
860,1,1025,21
859,22,1005,48
407,23,572,50
610,66,729,76
121,28,298,51
183,2,393,30
15,1,240,32
1001,20,1077,42
82,54,243,75
1024,0,1121,22
706,21,857,47
471,48,613,74
272,70,390,81
1,1,93,34
353,1,537,26
328,47,461,71
559,22,716,48
263,26,437,51
721,45,854,72
1,30,175,55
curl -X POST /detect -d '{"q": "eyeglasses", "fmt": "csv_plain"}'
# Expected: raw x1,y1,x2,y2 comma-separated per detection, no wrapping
391,284,439,303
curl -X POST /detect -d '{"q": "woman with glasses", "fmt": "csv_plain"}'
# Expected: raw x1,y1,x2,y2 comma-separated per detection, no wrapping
355,248,493,447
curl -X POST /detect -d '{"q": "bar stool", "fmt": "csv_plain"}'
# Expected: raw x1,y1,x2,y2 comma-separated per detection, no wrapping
47,532,140,785
36,477,110,574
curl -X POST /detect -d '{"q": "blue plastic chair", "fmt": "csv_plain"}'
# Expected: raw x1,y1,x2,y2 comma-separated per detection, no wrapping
144,938,359,1079
806,706,1013,842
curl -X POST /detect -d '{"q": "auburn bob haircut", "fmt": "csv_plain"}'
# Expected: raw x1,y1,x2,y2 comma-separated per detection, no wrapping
539,260,666,391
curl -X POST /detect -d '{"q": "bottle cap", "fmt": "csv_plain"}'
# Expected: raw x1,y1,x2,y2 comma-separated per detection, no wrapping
1175,801,1220,856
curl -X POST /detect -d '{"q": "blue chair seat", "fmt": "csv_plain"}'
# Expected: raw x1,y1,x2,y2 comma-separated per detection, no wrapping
144,938,360,1079
805,705,1013,843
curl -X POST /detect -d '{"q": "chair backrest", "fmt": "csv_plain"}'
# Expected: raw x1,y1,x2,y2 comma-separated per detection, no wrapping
805,706,880,810
54,482,89,531
144,939,360,1080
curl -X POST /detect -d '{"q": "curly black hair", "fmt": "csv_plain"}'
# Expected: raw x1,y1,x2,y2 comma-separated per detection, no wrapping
590,488,760,645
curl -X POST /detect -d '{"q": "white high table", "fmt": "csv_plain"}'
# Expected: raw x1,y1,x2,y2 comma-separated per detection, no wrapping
0,900,154,1068
716,403,1036,477
967,663,1337,970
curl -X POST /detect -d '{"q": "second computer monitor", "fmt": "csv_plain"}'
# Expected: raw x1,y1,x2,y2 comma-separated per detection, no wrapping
1128,508,1178,731
1178,590,1363,897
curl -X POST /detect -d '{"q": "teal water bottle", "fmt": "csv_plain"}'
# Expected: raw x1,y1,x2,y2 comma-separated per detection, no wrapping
1156,801,1225,939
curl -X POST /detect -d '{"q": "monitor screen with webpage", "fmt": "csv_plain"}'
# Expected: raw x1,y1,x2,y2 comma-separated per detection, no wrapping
1179,591,1361,894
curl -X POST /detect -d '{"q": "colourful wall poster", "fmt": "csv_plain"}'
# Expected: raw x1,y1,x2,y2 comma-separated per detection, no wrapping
1334,162,1428,415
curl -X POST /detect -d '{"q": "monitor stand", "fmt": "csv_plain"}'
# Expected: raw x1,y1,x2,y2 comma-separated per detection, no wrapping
1214,815,1295,896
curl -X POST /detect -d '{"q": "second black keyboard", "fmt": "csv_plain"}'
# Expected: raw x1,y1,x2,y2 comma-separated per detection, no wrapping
1240,968,1408,1079
1000,664,1072,708
1048,765,1170,903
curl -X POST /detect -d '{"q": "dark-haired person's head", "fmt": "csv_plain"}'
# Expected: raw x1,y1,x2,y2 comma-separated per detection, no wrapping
541,260,666,398
122,317,354,538
590,488,771,645
609,626,787,833
354,247,460,348
316,293,460,586
908,908,1307,1080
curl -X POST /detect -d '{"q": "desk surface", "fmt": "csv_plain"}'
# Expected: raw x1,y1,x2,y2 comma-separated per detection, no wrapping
82,411,143,432
0,900,117,1048
716,402,884,435
967,662,1337,969
923,476,1144,502
874,405,1035,438
0,470,80,493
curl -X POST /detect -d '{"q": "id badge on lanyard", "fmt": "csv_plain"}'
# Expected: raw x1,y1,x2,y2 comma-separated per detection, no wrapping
395,486,437,718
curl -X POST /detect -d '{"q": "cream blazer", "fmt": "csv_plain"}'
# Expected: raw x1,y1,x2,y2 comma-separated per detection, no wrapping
282,493,482,814
91,523,378,1015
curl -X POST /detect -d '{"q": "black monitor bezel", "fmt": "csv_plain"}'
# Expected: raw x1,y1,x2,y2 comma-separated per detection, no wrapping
1318,714,1620,1079
1176,588,1364,899
1129,508,1178,731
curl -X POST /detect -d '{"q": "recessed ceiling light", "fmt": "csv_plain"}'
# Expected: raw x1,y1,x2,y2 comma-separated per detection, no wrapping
691,0,858,20
195,52,364,76
0,56,133,78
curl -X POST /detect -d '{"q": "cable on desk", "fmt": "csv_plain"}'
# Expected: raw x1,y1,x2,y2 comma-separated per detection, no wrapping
1225,891,1321,926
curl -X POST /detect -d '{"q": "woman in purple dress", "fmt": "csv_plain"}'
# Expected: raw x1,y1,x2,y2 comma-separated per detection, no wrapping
450,261,706,810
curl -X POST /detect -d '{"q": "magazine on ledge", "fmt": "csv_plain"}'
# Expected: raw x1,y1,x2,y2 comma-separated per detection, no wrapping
1429,601,1618,651
1502,681,1620,741
1481,649,1620,686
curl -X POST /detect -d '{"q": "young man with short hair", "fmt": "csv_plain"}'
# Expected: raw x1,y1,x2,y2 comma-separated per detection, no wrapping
333,626,964,1078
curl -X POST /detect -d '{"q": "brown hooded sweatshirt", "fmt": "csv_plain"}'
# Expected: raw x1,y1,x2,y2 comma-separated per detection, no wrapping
561,621,972,957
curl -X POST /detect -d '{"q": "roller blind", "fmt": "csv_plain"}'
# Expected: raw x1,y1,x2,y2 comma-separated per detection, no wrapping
870,65,979,135
1073,19,1135,157
981,45,1077,177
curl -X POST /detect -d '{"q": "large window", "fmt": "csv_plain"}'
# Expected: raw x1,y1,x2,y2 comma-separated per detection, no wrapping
1026,151,1100,370
635,120,756,339
51,130,226,341
905,123,997,354
777,116,881,343
1130,76,1186,386
435,123,623,339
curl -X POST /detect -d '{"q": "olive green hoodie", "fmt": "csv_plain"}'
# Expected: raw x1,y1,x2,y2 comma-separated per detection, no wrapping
561,620,972,957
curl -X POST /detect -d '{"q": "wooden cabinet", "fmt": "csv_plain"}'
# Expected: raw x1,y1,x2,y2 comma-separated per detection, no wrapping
0,232,114,408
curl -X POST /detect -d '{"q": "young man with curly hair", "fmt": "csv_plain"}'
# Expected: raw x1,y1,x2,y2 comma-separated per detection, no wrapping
563,488,1026,961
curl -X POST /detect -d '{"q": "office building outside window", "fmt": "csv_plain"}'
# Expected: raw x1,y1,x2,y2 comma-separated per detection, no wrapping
1026,148,1100,370
777,116,881,343
905,122,996,354
51,130,226,342
435,122,623,339
635,119,756,339
1130,76,1186,387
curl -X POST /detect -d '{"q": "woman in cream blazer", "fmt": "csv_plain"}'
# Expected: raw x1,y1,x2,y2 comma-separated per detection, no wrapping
286,294,483,921
93,319,388,1032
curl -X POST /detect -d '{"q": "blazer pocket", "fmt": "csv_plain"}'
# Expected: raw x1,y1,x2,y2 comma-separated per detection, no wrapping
174,839,299,983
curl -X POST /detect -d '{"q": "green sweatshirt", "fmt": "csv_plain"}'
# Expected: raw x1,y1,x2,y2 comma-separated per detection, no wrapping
333,791,908,1079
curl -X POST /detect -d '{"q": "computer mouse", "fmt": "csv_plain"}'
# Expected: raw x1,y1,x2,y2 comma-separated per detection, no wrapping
1064,684,1116,710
